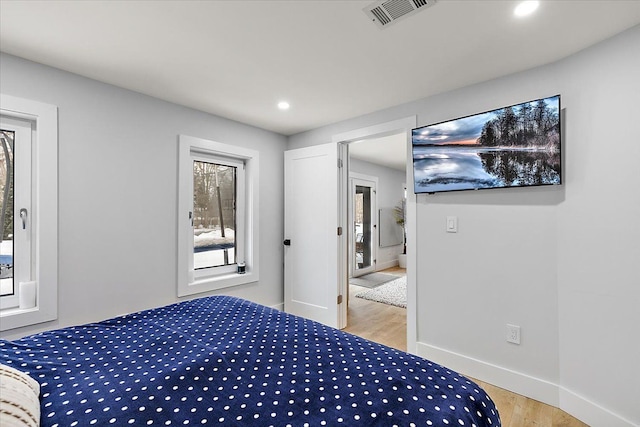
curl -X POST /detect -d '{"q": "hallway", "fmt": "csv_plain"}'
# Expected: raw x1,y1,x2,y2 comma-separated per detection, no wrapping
344,266,406,350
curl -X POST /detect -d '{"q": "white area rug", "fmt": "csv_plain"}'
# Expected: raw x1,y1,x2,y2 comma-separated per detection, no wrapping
355,276,406,308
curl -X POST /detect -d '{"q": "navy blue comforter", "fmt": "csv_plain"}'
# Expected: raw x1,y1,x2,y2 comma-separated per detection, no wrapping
1,296,500,426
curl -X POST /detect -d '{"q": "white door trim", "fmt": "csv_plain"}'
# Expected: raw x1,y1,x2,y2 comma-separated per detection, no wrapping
332,116,417,352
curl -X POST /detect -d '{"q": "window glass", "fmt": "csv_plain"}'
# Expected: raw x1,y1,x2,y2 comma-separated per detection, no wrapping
193,160,237,270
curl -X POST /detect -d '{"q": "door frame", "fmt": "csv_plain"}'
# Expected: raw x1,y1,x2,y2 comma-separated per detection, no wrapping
332,116,417,353
349,173,378,278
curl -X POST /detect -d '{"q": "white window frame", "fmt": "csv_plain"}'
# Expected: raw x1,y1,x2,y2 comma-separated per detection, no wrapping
191,154,244,277
177,134,259,297
0,118,32,310
0,94,58,331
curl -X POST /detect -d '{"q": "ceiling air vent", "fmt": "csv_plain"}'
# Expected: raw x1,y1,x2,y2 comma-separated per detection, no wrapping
364,0,436,29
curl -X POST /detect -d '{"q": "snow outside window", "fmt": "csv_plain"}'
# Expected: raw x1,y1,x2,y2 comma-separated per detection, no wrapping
177,135,259,297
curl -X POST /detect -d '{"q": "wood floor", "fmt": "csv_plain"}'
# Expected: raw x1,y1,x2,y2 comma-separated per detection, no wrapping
343,267,589,427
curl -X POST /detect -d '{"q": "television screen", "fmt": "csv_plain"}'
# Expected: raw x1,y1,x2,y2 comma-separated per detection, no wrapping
412,95,561,194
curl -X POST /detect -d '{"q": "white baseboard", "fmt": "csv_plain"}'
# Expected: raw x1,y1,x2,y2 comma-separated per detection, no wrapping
559,386,637,427
270,303,284,311
376,259,399,271
416,342,559,407
416,342,635,427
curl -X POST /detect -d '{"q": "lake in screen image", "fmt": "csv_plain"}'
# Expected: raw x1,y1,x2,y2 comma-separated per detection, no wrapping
412,95,561,193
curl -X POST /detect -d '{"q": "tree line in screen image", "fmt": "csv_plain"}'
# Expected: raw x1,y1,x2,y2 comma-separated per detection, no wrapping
478,149,560,187
477,98,559,149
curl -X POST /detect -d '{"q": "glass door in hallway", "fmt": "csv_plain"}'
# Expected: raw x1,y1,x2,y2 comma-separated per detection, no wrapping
350,175,377,278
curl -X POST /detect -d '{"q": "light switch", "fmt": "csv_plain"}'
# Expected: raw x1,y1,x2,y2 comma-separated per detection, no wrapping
446,216,458,233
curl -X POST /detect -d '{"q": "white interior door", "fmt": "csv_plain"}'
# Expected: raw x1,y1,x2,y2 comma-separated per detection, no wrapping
350,175,377,278
284,143,341,328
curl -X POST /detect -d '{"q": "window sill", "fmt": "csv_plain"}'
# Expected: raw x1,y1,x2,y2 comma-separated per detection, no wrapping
1,306,37,316
0,305,54,332
178,270,259,297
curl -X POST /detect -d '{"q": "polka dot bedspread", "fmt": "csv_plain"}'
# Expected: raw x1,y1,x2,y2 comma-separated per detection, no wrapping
0,296,500,426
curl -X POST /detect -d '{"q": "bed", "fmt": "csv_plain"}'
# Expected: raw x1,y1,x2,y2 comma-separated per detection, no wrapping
1,296,500,426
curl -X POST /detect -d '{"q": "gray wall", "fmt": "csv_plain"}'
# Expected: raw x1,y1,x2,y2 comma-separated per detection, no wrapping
289,26,640,426
350,158,405,269
0,53,287,340
555,27,640,423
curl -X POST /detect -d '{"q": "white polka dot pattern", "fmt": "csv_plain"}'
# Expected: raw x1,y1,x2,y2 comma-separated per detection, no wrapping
1,296,501,426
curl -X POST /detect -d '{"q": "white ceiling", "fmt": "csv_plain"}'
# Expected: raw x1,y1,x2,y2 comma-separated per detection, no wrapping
1,1,639,169
349,133,407,171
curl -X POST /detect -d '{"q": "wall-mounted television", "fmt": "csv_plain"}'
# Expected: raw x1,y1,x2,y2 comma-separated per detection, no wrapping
412,95,561,194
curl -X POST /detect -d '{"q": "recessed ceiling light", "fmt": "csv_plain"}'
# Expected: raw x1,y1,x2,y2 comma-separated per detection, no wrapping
514,0,539,17
277,101,290,110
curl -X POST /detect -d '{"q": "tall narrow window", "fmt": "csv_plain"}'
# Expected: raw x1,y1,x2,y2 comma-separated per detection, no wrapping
0,130,15,298
0,94,57,331
192,157,242,273
177,135,258,297
0,117,32,312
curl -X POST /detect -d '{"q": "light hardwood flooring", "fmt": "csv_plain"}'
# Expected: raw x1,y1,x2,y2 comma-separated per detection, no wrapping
343,267,588,427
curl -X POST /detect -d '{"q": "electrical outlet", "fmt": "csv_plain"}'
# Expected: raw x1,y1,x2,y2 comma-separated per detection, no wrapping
506,324,521,345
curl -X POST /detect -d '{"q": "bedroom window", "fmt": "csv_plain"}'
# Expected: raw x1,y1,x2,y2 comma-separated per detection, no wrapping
1,130,15,300
0,94,58,331
178,135,259,297
192,157,243,273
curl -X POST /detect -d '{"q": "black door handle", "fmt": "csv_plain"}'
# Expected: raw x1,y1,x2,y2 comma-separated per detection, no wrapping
283,239,291,246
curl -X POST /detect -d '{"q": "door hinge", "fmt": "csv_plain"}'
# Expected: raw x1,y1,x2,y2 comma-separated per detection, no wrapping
337,226,342,236
337,295,343,304
337,158,343,168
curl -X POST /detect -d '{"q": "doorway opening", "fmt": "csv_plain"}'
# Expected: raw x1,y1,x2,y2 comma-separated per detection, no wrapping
283,114,416,344
343,133,408,351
